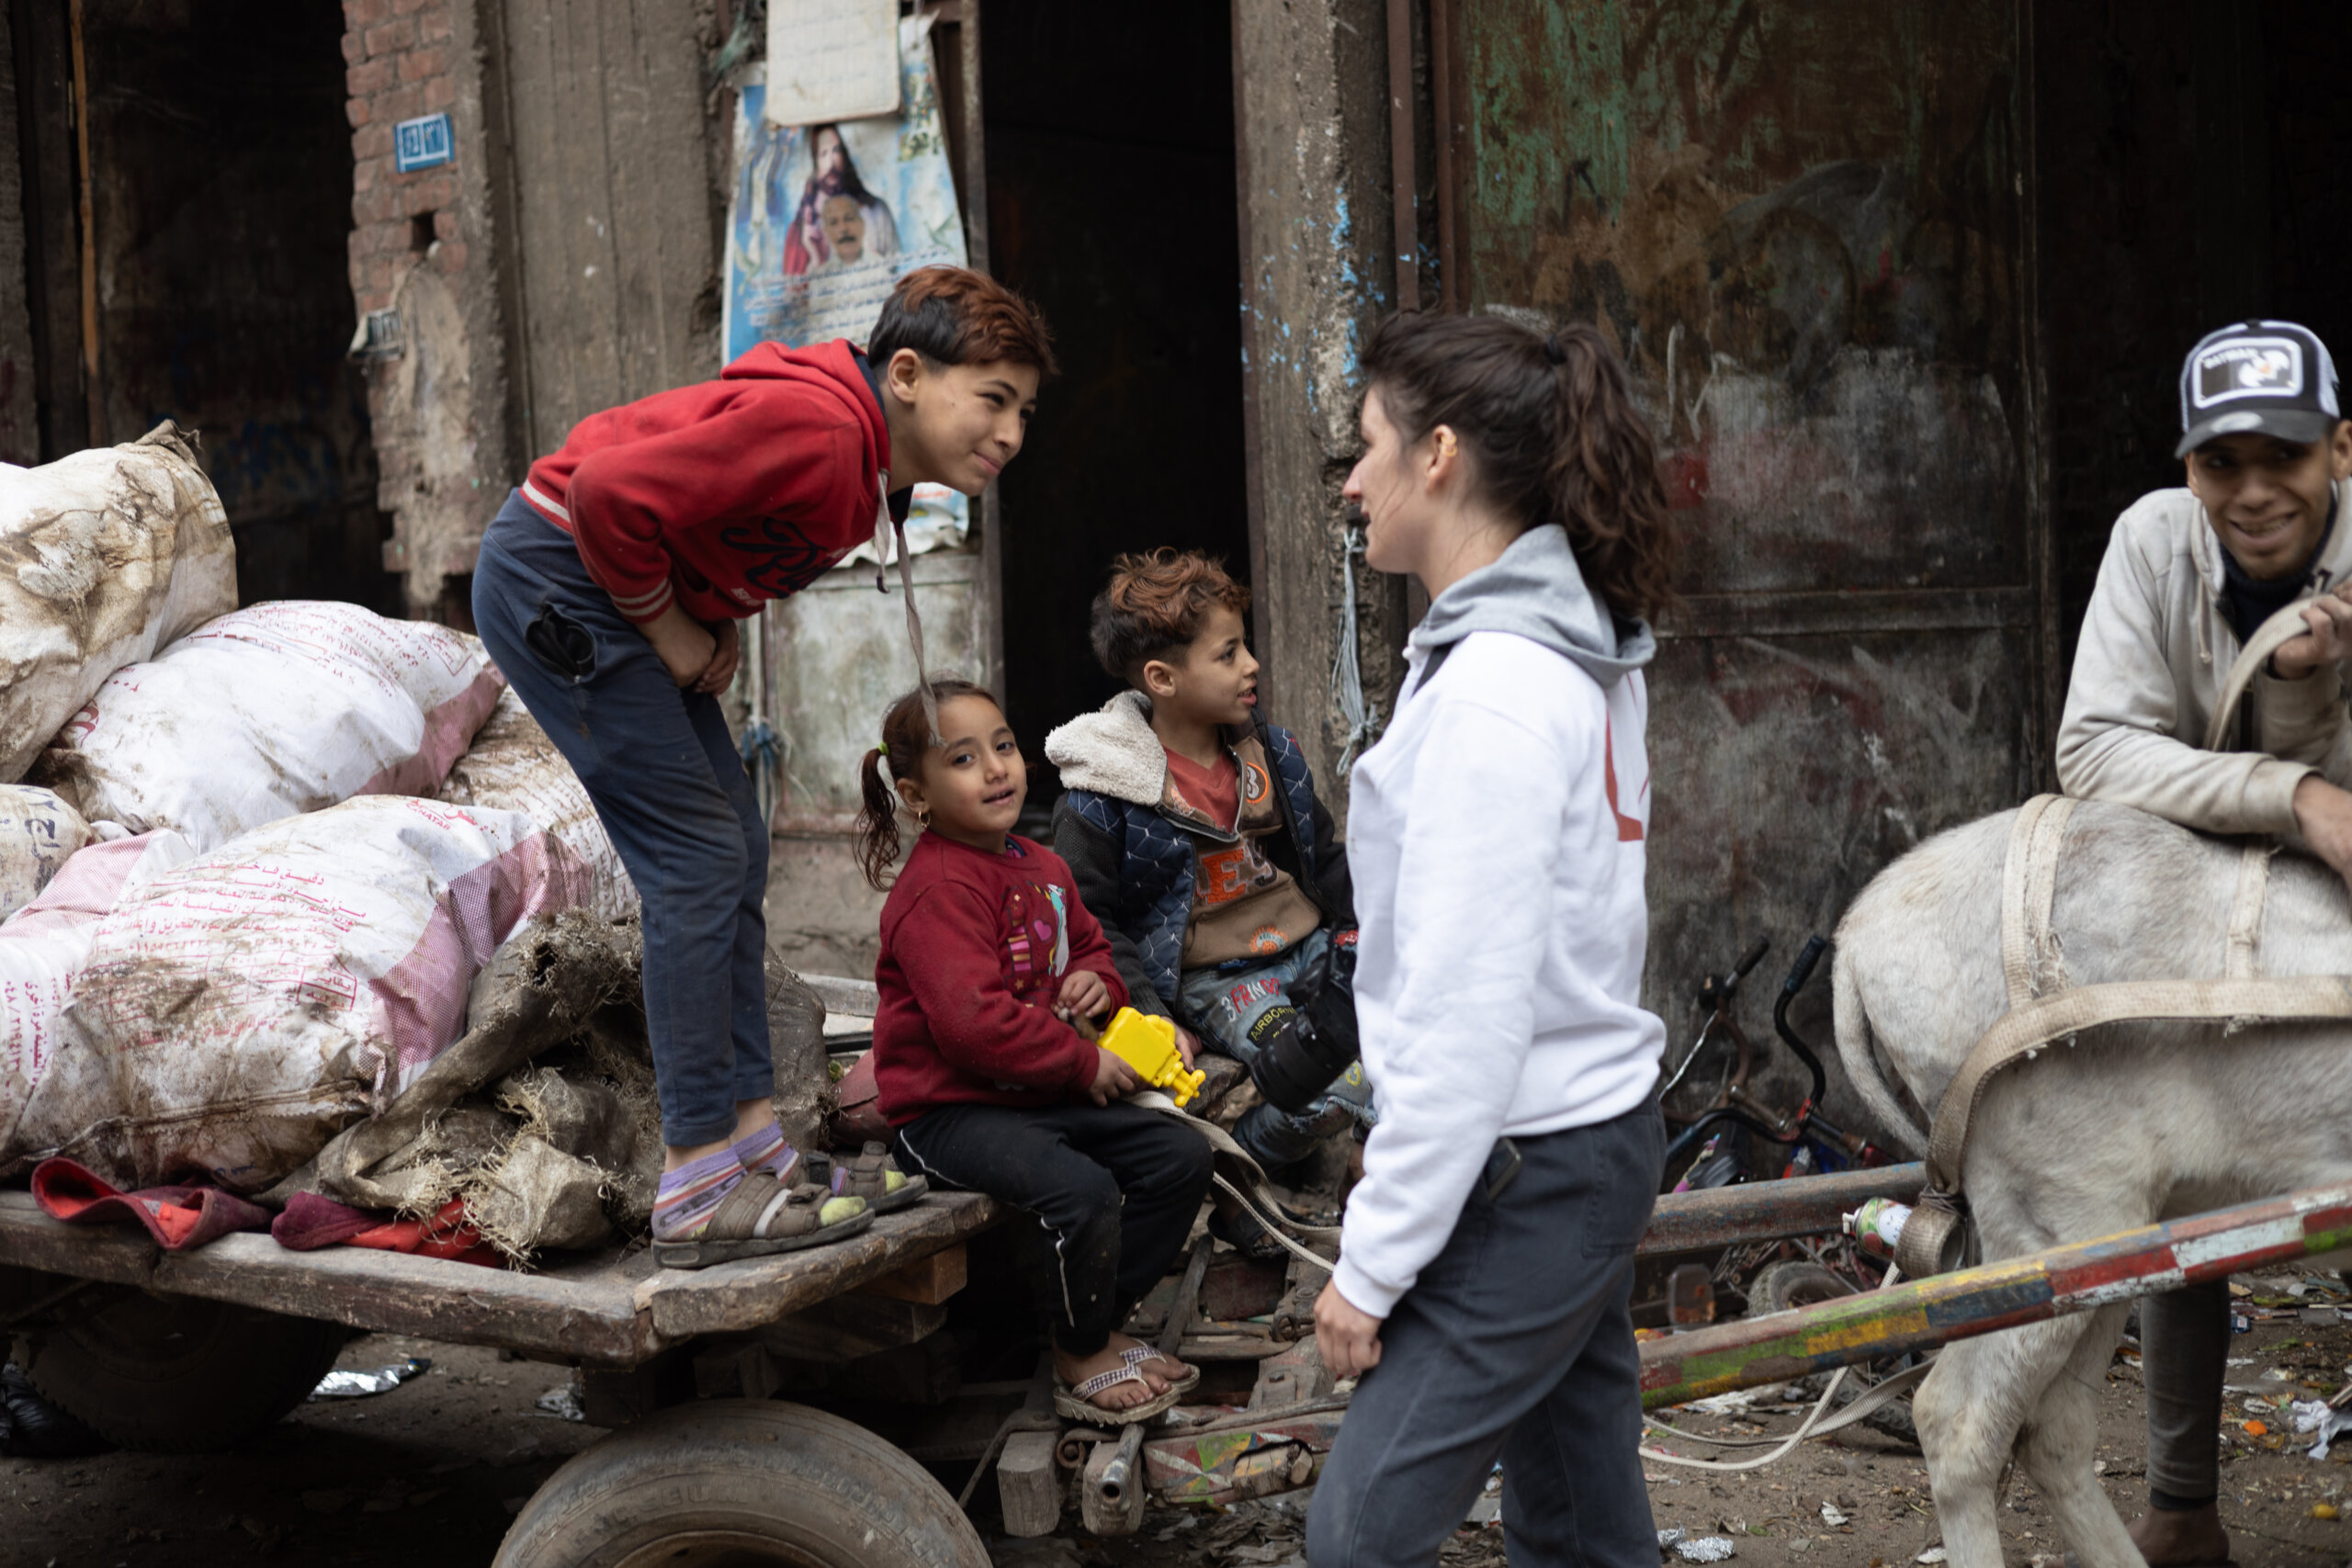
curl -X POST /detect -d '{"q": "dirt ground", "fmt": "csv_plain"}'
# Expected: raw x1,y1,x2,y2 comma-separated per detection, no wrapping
3,1288,2348,1568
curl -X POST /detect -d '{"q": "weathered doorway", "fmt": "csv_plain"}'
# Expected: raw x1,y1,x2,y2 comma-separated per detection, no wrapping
981,0,1251,818
12,0,396,609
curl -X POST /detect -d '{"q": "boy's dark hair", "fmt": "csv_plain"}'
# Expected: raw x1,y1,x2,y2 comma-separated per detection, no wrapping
854,676,996,890
1090,548,1252,683
868,266,1058,377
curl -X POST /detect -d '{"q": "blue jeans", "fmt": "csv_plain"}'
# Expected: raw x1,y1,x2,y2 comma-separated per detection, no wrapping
471,493,772,1147
1177,928,1372,1171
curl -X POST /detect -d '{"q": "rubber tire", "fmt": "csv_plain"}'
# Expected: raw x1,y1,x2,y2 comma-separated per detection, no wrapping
494,1399,991,1568
1747,1259,1858,1314
13,1287,350,1453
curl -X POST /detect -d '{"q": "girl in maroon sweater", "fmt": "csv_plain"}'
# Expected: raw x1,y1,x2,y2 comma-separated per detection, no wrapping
857,680,1214,1421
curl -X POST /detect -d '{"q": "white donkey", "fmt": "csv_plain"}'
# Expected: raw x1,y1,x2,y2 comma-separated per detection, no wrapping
1835,797,2352,1568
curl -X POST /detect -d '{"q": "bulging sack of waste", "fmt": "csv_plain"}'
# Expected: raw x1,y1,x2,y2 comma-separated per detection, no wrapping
0,786,93,921
0,423,235,784
438,688,638,921
31,600,503,852
33,602,502,850
0,831,197,1155
12,795,600,1191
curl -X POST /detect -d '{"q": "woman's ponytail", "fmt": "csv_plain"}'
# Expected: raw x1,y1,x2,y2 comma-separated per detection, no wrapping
1360,311,1679,625
1544,322,1676,625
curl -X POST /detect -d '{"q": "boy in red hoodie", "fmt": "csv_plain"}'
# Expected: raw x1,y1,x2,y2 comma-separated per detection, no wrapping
470,266,1055,1268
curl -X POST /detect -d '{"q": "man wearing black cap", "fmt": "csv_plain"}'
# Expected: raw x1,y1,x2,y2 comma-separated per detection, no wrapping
2057,319,2352,1566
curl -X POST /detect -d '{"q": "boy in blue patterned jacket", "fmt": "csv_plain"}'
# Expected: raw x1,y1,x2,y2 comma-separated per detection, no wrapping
1046,550,1368,1249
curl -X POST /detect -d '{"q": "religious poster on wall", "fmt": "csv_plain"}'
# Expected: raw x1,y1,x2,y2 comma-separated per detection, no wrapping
726,13,966,362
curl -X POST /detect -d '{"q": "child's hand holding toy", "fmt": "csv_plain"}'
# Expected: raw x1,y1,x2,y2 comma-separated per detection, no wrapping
1054,970,1112,1029
1087,1047,1142,1107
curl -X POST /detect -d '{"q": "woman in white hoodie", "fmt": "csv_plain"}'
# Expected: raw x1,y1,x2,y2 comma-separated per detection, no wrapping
1306,314,1675,1568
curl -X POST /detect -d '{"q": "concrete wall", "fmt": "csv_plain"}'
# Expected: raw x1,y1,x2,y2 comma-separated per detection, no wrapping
1230,0,1413,807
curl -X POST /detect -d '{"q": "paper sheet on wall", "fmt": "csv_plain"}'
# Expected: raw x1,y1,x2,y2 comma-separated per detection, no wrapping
763,0,899,127
726,14,971,551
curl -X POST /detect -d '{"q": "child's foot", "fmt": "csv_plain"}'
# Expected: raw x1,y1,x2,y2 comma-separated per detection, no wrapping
1106,1330,1197,1393
1048,1335,1194,1419
1055,1341,1161,1415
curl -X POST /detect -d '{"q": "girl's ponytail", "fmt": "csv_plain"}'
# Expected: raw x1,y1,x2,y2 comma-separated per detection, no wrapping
1543,321,1676,625
1360,310,1679,625
853,674,997,891
854,747,904,890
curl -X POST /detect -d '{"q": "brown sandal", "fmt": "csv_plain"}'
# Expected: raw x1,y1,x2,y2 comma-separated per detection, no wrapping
652,1174,871,1269
840,1141,928,1213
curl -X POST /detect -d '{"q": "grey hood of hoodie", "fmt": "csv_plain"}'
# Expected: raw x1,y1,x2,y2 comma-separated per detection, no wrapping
1406,522,1656,687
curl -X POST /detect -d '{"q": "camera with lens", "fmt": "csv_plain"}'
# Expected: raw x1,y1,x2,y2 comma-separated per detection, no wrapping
1245,933,1361,1115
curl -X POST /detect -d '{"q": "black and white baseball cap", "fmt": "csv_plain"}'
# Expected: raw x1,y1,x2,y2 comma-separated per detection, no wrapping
2176,319,2342,457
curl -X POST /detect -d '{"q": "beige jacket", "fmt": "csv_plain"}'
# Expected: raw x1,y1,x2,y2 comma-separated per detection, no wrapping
2056,479,2352,837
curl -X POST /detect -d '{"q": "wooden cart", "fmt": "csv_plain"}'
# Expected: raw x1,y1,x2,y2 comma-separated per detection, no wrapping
0,1160,1939,1562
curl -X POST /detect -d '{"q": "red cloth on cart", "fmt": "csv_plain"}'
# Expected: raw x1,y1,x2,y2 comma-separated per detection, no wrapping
29,1157,272,1251
270,1191,501,1268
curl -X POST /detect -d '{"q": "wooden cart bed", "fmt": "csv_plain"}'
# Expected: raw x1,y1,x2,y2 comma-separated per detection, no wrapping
0,1188,1001,1366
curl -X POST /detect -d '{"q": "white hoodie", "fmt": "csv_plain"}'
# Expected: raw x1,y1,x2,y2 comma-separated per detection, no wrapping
1334,525,1666,1319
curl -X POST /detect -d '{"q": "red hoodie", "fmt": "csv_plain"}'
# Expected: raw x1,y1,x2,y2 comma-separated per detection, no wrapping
517,340,890,625
873,832,1128,1126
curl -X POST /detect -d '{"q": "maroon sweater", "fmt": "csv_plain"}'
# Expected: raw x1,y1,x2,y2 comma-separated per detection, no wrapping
873,832,1127,1126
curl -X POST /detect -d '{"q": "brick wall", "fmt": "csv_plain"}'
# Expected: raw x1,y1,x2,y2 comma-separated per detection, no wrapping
343,0,463,319
338,0,511,623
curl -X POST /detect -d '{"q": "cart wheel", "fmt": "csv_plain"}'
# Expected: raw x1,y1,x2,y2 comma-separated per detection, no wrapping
1747,1259,1857,1314
13,1287,349,1453
1747,1264,1921,1447
493,1399,991,1568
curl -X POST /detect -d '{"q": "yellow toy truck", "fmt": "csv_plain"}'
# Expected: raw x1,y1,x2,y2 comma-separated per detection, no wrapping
1095,1007,1207,1108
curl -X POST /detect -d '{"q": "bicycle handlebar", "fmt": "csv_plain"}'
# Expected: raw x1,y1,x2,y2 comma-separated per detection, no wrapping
1781,934,1826,997
1771,934,1830,1108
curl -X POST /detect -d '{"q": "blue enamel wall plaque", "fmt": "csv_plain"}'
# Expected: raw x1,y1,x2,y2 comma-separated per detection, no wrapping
393,113,454,175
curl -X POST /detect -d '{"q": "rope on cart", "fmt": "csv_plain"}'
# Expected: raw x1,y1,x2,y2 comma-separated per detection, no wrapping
1637,1262,1925,1473
1212,1173,1333,1273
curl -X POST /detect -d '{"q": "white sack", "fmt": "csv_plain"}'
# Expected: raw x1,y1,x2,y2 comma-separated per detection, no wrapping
0,831,196,1153
32,600,503,852
437,687,639,921
0,785,92,920
14,795,602,1190
0,423,235,782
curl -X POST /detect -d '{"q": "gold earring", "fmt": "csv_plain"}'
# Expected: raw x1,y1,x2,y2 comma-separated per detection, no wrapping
915,806,933,829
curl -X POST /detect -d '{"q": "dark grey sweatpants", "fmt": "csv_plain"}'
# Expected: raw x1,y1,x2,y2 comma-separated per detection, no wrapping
2143,1280,2229,1507
1307,1098,1667,1568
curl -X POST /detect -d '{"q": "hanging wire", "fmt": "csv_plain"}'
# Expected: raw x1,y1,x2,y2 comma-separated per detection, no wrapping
738,604,784,828
1329,521,1382,773
706,0,765,85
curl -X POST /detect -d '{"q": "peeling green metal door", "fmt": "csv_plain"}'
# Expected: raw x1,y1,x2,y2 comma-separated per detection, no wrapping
1442,0,2047,1122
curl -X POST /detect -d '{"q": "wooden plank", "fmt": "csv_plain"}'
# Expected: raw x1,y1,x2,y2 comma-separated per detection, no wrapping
635,1191,1001,1338
605,0,712,398
758,1293,947,1361
0,1190,1002,1367
857,1244,967,1305
0,1193,651,1364
997,1431,1061,1538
